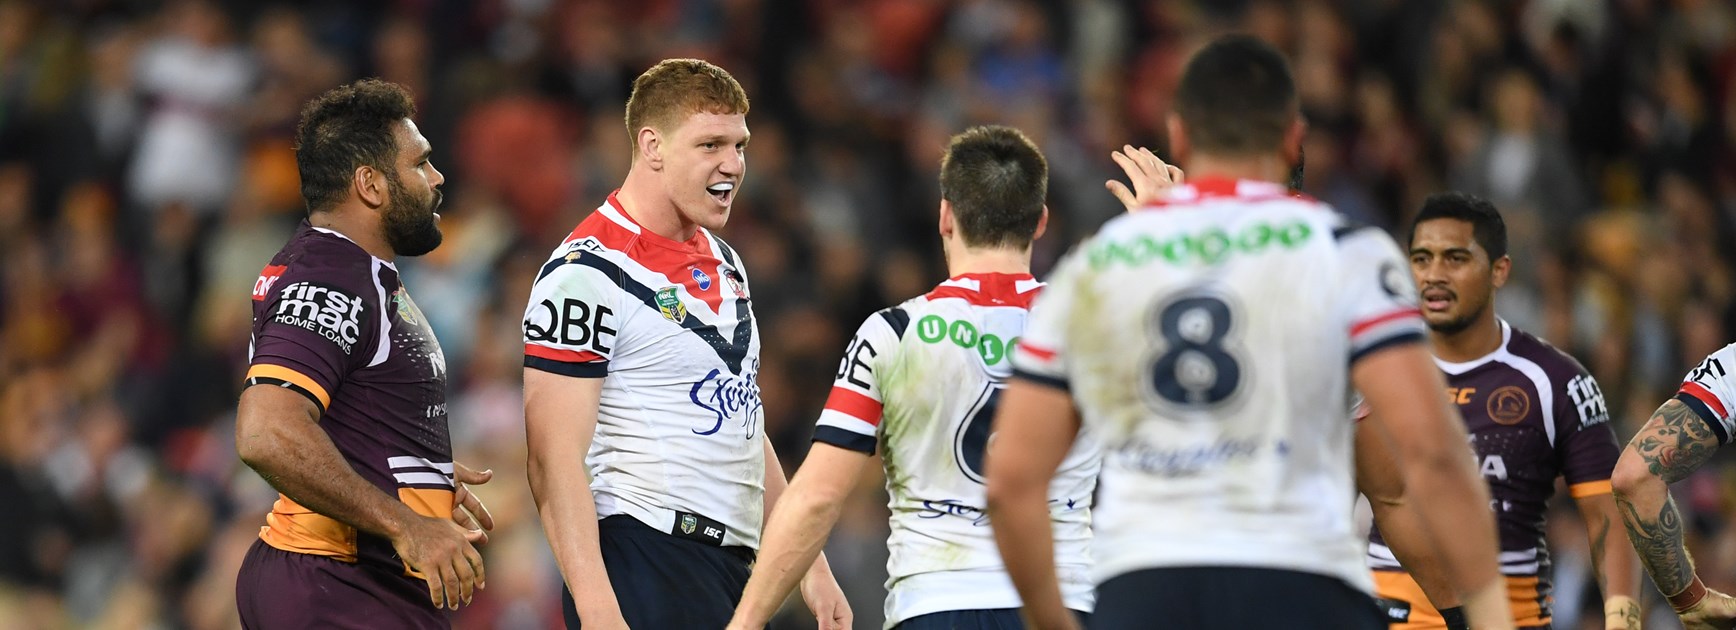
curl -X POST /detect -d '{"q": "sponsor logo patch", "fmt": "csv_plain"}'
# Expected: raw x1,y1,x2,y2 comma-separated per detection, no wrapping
692,267,712,291
253,265,288,301
690,364,762,438
723,268,746,299
272,281,366,354
656,286,687,322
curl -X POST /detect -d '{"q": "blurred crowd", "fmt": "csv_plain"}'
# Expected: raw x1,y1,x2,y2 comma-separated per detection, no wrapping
0,0,1732,628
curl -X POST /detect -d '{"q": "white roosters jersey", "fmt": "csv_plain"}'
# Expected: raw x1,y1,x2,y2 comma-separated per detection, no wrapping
814,273,1100,627
1012,177,1426,593
522,193,766,549
1676,342,1736,445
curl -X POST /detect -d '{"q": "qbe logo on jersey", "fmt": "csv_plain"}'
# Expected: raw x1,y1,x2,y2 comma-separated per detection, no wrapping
273,281,365,354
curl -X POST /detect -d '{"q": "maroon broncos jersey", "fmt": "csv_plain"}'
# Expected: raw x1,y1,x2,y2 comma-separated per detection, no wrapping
243,222,454,575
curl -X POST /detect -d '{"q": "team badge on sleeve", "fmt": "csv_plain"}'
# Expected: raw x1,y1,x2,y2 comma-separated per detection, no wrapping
656,287,687,322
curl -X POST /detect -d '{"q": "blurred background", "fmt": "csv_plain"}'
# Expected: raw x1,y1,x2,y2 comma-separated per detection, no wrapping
0,0,1732,628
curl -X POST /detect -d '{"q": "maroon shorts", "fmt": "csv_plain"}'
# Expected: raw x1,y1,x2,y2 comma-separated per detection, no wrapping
237,539,449,629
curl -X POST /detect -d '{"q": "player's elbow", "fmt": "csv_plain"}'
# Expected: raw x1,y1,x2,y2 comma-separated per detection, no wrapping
234,419,282,474
1610,449,1663,502
983,469,1037,514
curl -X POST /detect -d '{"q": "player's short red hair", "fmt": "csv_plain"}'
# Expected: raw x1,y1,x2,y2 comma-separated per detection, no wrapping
625,59,749,155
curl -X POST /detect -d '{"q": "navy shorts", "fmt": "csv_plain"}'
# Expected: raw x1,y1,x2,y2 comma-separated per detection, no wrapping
1090,566,1384,630
897,607,1092,629
236,538,447,629
561,514,755,629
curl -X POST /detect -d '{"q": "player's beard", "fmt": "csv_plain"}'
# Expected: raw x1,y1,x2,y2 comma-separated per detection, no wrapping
1428,291,1488,336
382,171,443,257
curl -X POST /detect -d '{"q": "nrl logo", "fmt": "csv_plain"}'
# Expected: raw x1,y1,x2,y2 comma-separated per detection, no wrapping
656,286,687,322
680,513,697,535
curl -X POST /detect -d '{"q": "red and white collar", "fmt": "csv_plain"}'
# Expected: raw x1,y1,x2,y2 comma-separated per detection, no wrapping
925,272,1043,308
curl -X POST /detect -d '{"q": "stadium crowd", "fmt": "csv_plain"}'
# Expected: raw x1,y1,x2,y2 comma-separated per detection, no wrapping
0,0,1732,627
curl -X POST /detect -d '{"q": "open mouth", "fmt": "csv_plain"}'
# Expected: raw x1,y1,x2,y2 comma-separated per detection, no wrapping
1421,288,1454,312
707,182,735,205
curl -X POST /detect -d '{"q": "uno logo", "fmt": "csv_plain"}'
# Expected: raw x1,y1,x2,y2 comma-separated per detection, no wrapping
914,315,1017,366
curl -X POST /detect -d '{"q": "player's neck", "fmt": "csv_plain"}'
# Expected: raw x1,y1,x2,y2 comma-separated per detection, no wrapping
945,246,1032,277
1432,314,1503,363
309,207,395,262
618,168,700,242
1181,153,1290,187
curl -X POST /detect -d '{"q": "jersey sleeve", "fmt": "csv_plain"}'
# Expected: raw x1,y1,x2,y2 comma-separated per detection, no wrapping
1335,226,1428,363
522,250,622,378
1675,343,1736,445
1011,250,1084,391
1555,368,1620,497
244,263,382,413
813,310,903,454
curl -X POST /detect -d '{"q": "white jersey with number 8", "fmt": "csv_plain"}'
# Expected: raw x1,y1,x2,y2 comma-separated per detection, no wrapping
813,272,1100,627
1011,177,1427,593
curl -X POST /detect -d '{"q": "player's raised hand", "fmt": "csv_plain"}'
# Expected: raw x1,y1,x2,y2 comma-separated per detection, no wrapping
451,462,495,545
392,513,487,611
1106,145,1184,211
799,565,852,630
1679,588,1736,630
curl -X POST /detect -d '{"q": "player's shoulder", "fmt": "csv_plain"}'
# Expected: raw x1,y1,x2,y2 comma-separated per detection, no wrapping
260,225,381,296
1505,324,1593,384
854,299,924,342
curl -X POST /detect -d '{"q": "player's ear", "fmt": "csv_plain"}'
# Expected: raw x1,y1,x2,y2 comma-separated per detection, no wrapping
938,199,955,239
637,126,663,170
355,165,387,208
1164,113,1190,165
1490,254,1512,289
1033,205,1049,241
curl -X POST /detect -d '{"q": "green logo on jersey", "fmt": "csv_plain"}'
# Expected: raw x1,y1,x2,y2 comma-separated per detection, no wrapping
655,287,687,322
1088,220,1314,270
913,314,1017,365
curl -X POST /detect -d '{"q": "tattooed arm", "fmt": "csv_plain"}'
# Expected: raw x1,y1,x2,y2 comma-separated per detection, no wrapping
1610,399,1736,630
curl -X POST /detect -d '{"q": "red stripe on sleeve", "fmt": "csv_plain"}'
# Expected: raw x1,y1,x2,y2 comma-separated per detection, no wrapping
1350,308,1422,337
823,387,884,426
1019,343,1058,362
524,343,605,365
1680,381,1729,420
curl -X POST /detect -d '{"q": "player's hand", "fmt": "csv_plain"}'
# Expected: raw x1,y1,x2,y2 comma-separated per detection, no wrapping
391,513,486,611
1679,588,1736,630
1106,144,1184,211
451,462,495,545
799,566,852,630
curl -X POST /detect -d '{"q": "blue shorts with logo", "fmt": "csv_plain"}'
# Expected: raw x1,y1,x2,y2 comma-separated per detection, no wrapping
560,514,754,629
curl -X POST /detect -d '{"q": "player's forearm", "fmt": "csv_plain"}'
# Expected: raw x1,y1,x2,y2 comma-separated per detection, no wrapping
1368,498,1461,608
1404,447,1505,595
527,452,622,621
526,442,624,623
236,390,415,541
986,484,1072,629
1613,469,1697,600
734,483,844,626
1588,508,1643,628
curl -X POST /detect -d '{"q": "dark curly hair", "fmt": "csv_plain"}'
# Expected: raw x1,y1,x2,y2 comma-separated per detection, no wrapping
293,79,417,213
